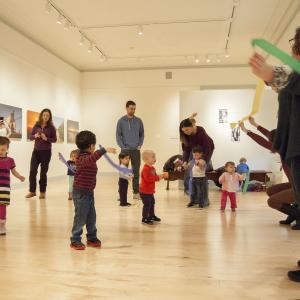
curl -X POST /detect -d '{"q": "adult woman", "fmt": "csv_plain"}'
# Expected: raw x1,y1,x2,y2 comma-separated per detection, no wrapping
180,118,215,204
26,109,57,199
249,27,300,282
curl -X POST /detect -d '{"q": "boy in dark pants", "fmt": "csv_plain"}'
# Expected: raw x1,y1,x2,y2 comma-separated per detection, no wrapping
139,150,168,225
70,130,116,250
118,152,133,206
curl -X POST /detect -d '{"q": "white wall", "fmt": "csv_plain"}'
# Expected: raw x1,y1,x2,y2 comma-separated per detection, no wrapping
81,67,258,172
0,21,81,183
180,89,279,170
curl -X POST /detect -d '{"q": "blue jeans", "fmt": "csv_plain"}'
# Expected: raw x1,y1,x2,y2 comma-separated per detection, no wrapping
191,177,206,207
70,190,97,243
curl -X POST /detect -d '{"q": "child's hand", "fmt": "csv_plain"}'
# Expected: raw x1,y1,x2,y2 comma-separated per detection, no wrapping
198,160,206,168
162,172,169,179
34,132,40,139
128,174,134,180
19,176,25,182
105,147,117,154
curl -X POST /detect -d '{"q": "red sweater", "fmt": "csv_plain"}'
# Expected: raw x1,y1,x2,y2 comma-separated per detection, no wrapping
139,164,160,194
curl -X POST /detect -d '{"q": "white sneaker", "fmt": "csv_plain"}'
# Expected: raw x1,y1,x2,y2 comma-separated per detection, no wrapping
133,193,141,200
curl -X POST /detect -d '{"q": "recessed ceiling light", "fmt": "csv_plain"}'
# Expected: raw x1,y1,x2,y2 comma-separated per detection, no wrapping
79,35,84,46
205,55,211,63
56,14,63,24
137,25,144,36
194,56,200,64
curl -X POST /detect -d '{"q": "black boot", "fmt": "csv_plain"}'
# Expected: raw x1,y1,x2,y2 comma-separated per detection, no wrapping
279,215,295,225
291,219,300,230
288,270,300,282
279,204,300,220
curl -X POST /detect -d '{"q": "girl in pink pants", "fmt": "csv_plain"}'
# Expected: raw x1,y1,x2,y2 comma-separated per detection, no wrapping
219,161,244,211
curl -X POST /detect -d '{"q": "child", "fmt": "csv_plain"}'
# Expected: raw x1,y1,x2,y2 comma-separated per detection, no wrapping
67,150,78,200
140,150,168,225
70,130,116,250
219,161,244,212
118,152,133,207
0,137,25,235
187,147,207,209
236,157,249,175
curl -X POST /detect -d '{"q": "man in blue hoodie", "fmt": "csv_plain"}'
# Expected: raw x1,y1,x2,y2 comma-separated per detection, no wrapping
116,100,144,199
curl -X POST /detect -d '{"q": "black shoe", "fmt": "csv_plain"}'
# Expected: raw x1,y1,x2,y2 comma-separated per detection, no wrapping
187,202,195,207
279,215,295,225
288,270,300,282
142,218,153,225
120,202,131,207
291,221,300,230
151,216,161,222
199,205,204,210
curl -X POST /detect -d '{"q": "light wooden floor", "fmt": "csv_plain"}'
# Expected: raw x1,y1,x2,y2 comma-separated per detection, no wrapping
1,176,300,300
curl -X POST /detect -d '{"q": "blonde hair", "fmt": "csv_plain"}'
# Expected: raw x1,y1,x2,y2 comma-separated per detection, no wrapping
142,150,155,162
239,157,247,163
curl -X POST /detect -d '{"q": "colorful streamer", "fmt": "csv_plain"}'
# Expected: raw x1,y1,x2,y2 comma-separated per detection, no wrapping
58,152,76,173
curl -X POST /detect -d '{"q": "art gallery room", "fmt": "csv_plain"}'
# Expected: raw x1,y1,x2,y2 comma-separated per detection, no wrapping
0,0,300,299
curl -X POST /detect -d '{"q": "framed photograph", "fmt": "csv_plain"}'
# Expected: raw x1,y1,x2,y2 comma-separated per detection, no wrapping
0,103,22,139
231,126,241,142
219,109,228,123
53,116,64,143
26,110,40,140
67,120,79,144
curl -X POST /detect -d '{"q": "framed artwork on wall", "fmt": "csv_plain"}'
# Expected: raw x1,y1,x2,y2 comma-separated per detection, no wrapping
0,103,22,139
67,120,79,144
219,109,228,123
26,110,39,140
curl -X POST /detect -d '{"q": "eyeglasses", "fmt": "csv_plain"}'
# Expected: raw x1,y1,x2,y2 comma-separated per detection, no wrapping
289,38,295,46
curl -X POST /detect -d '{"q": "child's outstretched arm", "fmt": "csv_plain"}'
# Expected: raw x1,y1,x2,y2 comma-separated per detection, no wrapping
219,173,225,184
11,168,25,182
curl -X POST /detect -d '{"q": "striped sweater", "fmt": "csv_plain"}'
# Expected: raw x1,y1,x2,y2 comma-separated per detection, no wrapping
0,156,16,205
73,148,107,193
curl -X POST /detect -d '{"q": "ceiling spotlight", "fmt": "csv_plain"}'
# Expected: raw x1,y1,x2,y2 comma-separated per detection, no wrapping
64,20,71,31
45,1,51,14
88,42,94,53
137,25,144,36
233,0,240,5
79,35,84,46
194,56,200,64
56,14,63,25
225,50,230,58
205,55,211,63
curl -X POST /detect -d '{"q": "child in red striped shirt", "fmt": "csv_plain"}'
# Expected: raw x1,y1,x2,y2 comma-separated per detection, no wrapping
70,130,116,250
140,150,168,225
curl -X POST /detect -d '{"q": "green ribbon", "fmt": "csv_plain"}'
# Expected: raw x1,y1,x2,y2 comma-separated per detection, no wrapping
252,39,300,74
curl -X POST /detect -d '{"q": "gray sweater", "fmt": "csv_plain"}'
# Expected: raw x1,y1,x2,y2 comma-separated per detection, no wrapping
116,115,144,150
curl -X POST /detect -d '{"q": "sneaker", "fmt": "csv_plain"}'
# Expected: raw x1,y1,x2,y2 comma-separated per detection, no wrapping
133,193,141,200
39,193,46,199
187,202,195,208
120,202,132,207
142,218,154,225
87,238,101,248
25,192,36,198
279,215,295,225
70,241,86,250
199,205,204,210
288,270,300,282
151,216,161,222
0,221,6,236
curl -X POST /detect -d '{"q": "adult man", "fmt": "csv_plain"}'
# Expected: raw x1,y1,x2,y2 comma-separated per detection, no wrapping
116,100,144,199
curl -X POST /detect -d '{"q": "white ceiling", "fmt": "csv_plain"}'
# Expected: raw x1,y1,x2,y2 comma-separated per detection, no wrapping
0,0,299,71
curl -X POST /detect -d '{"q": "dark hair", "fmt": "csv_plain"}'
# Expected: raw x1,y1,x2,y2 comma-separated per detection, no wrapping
0,136,10,147
192,147,203,154
292,27,300,56
36,108,54,127
119,152,130,165
225,161,235,168
76,130,96,150
126,100,136,108
179,118,194,144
